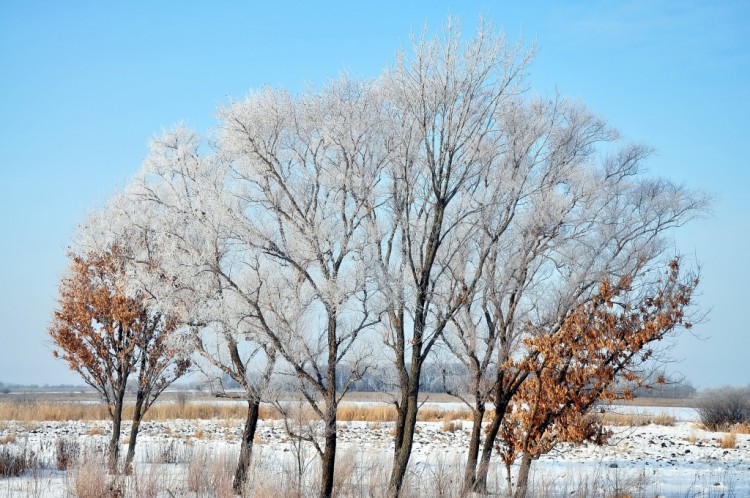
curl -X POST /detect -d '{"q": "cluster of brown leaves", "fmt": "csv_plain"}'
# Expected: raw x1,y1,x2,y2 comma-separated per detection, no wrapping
498,260,697,464
49,247,188,411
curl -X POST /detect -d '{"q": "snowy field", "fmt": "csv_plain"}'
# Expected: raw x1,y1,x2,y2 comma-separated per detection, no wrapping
0,401,748,497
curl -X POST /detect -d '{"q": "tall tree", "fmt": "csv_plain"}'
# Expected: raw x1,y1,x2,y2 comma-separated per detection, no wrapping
121,128,278,493
216,77,385,498
370,21,533,496
123,76,387,497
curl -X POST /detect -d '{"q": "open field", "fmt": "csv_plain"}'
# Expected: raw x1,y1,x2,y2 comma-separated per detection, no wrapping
1,390,748,497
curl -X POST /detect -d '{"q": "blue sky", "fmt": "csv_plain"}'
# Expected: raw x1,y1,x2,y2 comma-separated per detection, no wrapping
1,1,747,388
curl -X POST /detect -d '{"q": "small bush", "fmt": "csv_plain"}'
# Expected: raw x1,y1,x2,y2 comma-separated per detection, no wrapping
696,386,750,431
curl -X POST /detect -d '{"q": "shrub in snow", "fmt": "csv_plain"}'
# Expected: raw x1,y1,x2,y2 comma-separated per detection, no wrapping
696,386,750,431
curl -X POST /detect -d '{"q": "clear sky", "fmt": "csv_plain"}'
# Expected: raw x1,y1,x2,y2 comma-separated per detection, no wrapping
1,1,747,388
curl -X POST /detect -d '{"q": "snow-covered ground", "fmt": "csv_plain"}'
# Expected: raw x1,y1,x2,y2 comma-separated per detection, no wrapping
0,404,748,497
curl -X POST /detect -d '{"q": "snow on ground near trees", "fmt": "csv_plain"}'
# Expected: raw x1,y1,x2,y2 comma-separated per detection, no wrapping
0,403,748,497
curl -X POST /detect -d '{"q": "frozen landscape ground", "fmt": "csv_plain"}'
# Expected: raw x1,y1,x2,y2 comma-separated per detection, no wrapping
0,399,748,497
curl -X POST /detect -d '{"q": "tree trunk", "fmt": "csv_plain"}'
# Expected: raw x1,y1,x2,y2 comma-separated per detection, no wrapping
387,377,420,498
393,393,407,455
513,452,534,498
505,460,513,496
124,390,146,475
318,312,339,498
462,401,485,493
107,388,126,474
318,408,337,498
233,397,261,494
474,397,511,493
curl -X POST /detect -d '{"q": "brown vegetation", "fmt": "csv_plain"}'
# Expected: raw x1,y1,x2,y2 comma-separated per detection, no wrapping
0,400,476,424
719,431,737,449
595,412,676,427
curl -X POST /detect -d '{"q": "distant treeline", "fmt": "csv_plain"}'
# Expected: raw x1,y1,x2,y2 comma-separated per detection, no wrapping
206,364,696,399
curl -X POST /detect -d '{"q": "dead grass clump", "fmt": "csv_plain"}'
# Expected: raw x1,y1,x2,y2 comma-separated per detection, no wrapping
719,432,737,449
418,407,472,422
87,425,105,436
128,464,163,498
186,450,235,498
56,436,81,470
0,445,37,477
0,431,17,444
333,447,358,492
69,458,119,498
441,419,463,432
651,413,676,426
731,422,750,434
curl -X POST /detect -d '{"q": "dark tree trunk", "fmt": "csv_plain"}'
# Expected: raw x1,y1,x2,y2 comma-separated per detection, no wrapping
474,397,511,492
393,391,407,455
233,397,261,494
513,452,534,498
462,401,485,493
387,366,421,498
107,386,127,474
317,312,339,498
318,407,337,498
124,389,146,475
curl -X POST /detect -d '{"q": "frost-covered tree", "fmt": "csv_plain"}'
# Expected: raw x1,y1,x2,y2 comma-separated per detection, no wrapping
120,76,386,498
443,99,707,492
115,128,278,493
214,78,386,498
70,17,708,497
367,21,708,495
367,21,537,496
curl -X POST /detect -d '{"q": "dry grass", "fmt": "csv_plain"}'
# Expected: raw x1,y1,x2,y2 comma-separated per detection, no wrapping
55,436,81,470
68,458,118,498
0,400,281,423
185,449,235,497
728,422,750,435
0,431,16,444
336,404,396,422
0,399,475,423
595,412,676,427
418,406,473,422
441,419,463,432
87,425,105,436
719,432,737,449
0,445,36,478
